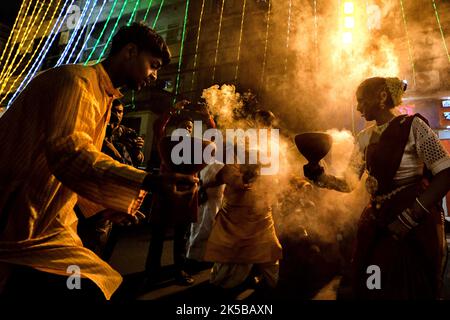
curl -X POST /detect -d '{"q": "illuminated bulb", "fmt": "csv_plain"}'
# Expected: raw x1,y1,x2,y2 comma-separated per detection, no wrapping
344,2,354,14
343,32,352,44
344,16,354,28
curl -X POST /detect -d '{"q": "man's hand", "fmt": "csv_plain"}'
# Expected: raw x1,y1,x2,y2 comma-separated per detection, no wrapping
143,173,199,197
303,163,324,182
387,218,411,240
134,136,145,149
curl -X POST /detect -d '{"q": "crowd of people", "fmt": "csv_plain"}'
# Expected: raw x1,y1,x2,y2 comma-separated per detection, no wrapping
0,22,449,301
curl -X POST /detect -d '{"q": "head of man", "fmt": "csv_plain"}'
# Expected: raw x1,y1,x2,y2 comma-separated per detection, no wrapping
107,23,171,91
110,99,124,127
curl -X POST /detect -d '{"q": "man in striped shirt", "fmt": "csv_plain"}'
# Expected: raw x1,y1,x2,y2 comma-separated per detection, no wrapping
0,23,198,300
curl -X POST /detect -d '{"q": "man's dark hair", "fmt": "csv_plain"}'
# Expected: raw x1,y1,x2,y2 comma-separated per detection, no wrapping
112,99,123,108
109,22,171,66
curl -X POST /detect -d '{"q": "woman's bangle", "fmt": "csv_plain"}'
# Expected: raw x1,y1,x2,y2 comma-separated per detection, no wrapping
415,197,431,214
401,208,419,228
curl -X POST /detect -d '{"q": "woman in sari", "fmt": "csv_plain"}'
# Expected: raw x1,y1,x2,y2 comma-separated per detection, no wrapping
304,77,450,299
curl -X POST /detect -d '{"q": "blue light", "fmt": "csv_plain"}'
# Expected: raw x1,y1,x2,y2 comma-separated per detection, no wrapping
65,0,98,64
56,0,93,66
73,0,108,64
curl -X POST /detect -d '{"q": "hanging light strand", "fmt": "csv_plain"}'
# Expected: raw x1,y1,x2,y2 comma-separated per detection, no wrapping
0,0,57,97
84,0,119,65
0,0,29,68
143,0,154,22
284,0,293,74
399,0,417,88
0,0,43,83
96,0,129,63
234,0,247,83
190,0,206,91
431,0,450,63
0,0,61,104
260,0,271,90
128,0,141,25
7,0,73,108
56,0,94,66
65,0,98,64
152,0,165,29
174,0,190,102
74,0,108,64
313,0,319,68
212,0,226,83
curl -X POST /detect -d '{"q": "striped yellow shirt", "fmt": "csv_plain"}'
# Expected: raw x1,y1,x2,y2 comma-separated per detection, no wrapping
0,63,147,299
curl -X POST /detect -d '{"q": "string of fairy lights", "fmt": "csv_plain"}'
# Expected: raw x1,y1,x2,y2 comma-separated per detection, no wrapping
173,0,190,103
1,0,450,108
211,0,226,83
234,0,247,83
260,0,271,91
190,0,206,91
6,0,75,107
399,0,417,88
431,0,450,64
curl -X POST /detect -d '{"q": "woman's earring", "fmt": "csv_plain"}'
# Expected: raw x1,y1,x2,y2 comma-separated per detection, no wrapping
380,103,385,110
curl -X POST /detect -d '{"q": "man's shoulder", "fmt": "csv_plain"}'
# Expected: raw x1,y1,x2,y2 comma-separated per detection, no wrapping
41,64,96,83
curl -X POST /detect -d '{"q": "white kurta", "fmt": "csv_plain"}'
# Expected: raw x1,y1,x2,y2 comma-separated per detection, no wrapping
187,162,225,261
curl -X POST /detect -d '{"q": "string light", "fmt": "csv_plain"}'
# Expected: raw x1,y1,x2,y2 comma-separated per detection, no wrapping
313,0,318,68
128,0,141,25
0,0,67,106
143,0,154,22
174,0,190,103
56,0,93,66
399,0,417,88
431,0,450,63
234,0,247,83
190,0,206,91
212,0,226,83
84,0,119,65
152,0,165,29
65,0,98,65
260,0,271,90
96,0,129,63
74,0,108,64
0,0,43,83
342,1,354,46
0,0,28,69
284,0,292,74
0,0,58,97
6,0,73,107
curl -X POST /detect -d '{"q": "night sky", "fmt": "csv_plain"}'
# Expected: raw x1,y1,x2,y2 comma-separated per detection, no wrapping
0,2,22,29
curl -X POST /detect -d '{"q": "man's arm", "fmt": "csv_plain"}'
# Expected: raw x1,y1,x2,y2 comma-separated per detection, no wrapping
43,71,147,215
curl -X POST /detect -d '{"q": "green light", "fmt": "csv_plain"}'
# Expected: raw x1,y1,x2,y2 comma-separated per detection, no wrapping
431,0,450,63
152,0,165,29
190,0,206,91
174,0,190,103
212,0,226,83
97,0,129,63
128,0,141,25
143,0,154,22
400,0,417,87
234,0,247,82
84,0,119,65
